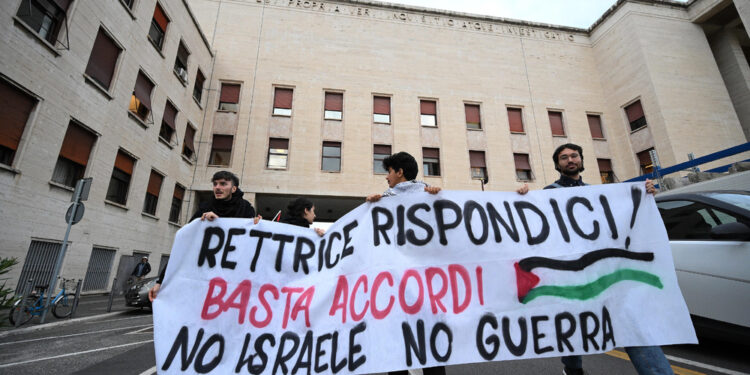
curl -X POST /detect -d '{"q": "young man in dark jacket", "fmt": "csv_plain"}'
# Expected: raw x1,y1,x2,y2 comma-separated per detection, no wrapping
518,143,666,375
149,171,257,301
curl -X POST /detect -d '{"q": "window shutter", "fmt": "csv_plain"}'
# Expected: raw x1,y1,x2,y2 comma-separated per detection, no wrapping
195,71,205,87
513,153,531,170
52,0,71,11
469,151,486,168
212,135,233,151
114,151,135,175
324,92,343,111
173,185,185,200
373,96,390,115
423,148,439,158
134,72,154,111
147,171,163,196
269,138,288,150
153,3,169,31
625,101,645,122
637,149,653,166
465,104,480,124
177,43,189,64
162,101,177,130
184,126,195,152
85,29,121,88
273,88,293,109
597,159,613,172
59,122,96,166
587,115,604,139
548,111,564,136
373,145,391,155
219,83,240,104
420,100,436,115
508,108,524,133
0,80,36,151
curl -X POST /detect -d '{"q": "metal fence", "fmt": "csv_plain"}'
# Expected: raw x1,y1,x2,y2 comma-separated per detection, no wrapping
82,247,116,291
15,240,62,294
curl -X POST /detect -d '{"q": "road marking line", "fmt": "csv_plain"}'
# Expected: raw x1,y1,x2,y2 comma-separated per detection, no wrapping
0,339,154,368
81,315,149,325
126,326,154,335
665,354,749,375
607,350,747,375
138,366,157,375
0,324,153,346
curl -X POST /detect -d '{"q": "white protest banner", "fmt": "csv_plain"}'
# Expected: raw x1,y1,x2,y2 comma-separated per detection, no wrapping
153,183,697,374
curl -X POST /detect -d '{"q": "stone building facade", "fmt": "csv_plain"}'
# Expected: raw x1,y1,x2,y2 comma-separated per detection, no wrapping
1,0,748,293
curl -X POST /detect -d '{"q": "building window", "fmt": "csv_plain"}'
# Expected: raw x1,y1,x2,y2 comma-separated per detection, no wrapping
548,111,565,136
129,71,154,122
84,28,122,90
373,96,391,124
193,69,205,103
52,121,96,188
625,100,647,132
106,150,135,205
121,0,135,10
174,41,189,83
514,153,532,181
508,107,524,133
273,88,293,116
469,151,487,181
465,104,481,130
588,114,604,139
182,125,196,160
420,100,437,127
598,159,615,183
159,101,177,144
209,134,233,166
0,79,37,166
143,170,163,215
169,184,185,223
267,138,289,169
423,148,440,177
148,3,169,50
15,0,70,45
637,148,655,175
324,92,343,120
218,83,240,112
373,145,391,174
322,141,341,172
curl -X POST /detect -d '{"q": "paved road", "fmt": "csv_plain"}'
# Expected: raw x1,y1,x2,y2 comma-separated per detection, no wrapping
1,306,748,375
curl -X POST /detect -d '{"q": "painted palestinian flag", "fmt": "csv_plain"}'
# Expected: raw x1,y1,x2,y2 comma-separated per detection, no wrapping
514,248,663,304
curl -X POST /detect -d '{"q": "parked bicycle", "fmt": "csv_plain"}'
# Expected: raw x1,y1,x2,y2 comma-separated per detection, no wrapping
8,278,76,326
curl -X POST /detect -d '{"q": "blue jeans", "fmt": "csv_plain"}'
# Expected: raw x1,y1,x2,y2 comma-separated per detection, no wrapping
562,346,673,375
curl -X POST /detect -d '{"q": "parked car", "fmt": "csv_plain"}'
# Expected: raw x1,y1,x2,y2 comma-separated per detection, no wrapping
655,190,750,341
124,276,158,309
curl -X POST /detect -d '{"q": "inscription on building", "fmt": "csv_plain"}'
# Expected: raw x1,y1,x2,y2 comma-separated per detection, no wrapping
253,0,578,42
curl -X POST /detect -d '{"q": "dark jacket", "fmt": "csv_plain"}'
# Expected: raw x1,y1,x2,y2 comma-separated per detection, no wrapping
190,188,256,221
158,188,255,284
281,215,311,228
544,175,588,189
132,262,151,277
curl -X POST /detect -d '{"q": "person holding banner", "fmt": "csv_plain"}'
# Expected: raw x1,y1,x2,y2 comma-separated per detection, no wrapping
149,171,260,302
366,151,445,375
518,143,669,375
281,197,326,236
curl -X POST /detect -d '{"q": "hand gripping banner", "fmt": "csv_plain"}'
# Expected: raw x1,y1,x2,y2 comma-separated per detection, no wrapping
153,183,696,374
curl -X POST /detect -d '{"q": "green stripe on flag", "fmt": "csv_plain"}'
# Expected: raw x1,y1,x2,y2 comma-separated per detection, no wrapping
522,268,663,304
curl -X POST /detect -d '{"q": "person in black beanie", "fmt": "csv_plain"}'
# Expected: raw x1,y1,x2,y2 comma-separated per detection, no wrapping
281,197,325,236
149,170,258,301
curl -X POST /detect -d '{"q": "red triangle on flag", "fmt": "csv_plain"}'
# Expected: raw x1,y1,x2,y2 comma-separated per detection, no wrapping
514,262,540,302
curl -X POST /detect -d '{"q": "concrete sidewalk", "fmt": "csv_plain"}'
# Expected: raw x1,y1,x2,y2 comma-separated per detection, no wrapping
0,294,139,334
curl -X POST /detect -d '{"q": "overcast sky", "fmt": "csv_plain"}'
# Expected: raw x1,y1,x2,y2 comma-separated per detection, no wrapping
383,0,686,29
